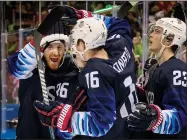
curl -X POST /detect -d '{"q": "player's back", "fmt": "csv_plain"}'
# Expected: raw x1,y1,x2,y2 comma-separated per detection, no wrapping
72,17,138,139
77,46,138,139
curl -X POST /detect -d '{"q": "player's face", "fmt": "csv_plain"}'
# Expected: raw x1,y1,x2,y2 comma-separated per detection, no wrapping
149,26,163,54
44,42,65,70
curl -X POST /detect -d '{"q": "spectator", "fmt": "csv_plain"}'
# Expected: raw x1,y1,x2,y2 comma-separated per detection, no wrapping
94,1,106,11
7,34,19,56
133,31,143,60
24,31,34,44
126,11,141,33
181,41,187,63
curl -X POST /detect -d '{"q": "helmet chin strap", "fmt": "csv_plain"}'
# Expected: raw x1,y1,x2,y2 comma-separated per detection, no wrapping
155,35,172,61
77,47,89,62
59,49,67,68
155,45,166,60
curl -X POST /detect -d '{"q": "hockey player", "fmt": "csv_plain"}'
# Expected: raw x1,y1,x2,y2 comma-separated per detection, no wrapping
34,16,138,139
8,21,87,139
127,17,187,139
7,6,94,139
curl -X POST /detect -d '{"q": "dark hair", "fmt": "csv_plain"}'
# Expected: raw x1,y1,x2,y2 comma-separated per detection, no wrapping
92,46,103,51
183,40,187,47
171,45,179,53
95,2,106,7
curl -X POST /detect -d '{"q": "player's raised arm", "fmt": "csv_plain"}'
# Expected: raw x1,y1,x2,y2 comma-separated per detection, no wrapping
8,40,37,79
105,18,133,58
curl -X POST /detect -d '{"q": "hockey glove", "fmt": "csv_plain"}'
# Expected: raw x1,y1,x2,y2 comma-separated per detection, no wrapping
127,102,163,132
64,5,114,29
34,100,73,131
62,5,92,19
143,57,158,76
136,84,147,103
34,87,87,131
67,87,87,111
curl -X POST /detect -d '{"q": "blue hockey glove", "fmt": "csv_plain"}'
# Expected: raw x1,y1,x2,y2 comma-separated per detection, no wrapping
127,102,163,132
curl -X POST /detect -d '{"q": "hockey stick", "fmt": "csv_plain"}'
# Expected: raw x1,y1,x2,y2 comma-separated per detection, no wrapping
37,6,77,35
34,31,56,139
117,1,133,19
118,1,143,19
34,6,70,139
34,6,80,139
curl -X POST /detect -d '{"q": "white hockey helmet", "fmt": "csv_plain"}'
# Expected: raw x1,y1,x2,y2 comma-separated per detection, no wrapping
155,17,186,47
153,18,186,59
70,17,107,61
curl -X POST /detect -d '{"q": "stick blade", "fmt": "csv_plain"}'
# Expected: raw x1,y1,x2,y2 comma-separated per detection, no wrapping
118,1,133,19
118,1,143,19
37,6,65,34
172,3,186,23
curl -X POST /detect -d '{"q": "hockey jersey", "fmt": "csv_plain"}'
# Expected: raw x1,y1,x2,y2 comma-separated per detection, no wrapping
8,50,80,138
67,18,138,139
144,56,187,138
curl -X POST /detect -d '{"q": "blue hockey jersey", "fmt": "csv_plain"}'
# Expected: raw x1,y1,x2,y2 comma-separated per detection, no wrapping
8,45,81,138
145,56,187,138
66,18,138,139
8,42,37,79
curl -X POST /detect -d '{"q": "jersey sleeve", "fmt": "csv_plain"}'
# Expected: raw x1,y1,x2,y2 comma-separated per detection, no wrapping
153,68,187,134
70,64,116,137
92,15,133,59
105,18,133,59
8,41,37,79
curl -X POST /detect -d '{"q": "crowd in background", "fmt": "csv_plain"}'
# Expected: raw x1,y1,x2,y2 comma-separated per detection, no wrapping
2,1,187,103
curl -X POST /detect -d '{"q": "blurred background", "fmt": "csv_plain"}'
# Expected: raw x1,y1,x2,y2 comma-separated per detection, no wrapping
0,1,187,139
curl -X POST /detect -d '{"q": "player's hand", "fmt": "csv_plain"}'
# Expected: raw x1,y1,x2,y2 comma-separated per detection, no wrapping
68,87,87,111
127,102,163,131
34,87,87,131
63,5,92,19
136,84,147,103
143,57,158,76
34,100,73,131
28,39,44,53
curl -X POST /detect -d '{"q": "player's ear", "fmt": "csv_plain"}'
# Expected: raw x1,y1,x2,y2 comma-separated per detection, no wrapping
162,34,174,47
77,39,86,51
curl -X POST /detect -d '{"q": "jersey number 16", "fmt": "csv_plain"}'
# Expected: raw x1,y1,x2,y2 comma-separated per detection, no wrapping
85,71,99,89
